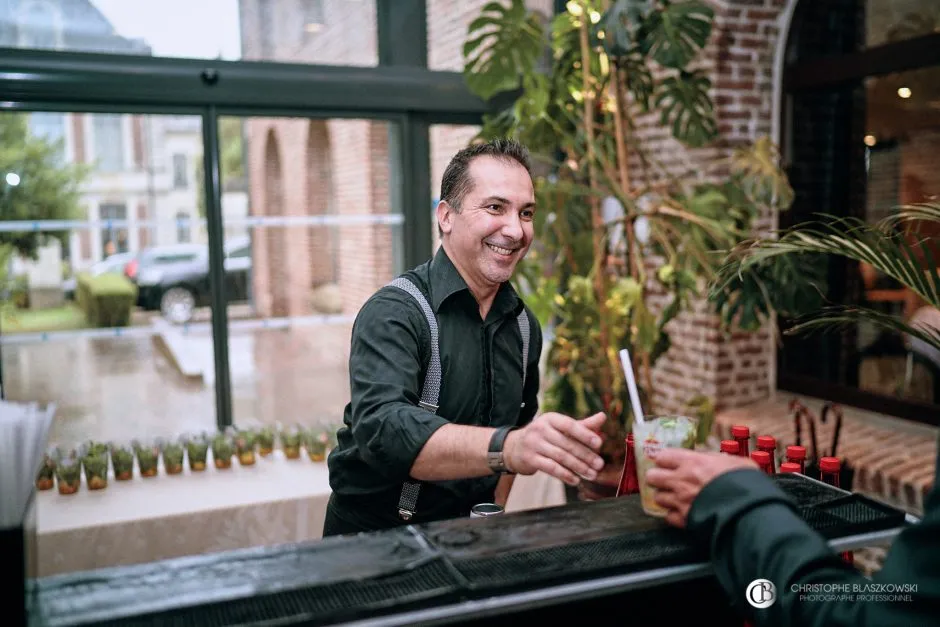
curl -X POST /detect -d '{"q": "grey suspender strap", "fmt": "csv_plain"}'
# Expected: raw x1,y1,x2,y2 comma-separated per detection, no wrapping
387,277,530,521
388,278,442,413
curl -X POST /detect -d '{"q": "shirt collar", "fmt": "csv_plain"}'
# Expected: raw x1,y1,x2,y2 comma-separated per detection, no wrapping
429,246,522,318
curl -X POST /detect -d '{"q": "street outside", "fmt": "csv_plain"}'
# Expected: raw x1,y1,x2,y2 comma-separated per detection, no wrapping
1,322,354,448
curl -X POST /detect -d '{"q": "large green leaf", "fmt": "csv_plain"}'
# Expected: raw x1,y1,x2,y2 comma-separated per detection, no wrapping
597,0,649,58
640,1,713,69
463,0,546,101
786,305,940,356
655,70,717,147
710,203,940,333
619,51,655,112
709,253,827,332
731,136,795,210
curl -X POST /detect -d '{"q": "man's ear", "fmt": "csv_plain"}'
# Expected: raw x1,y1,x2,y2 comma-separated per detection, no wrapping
437,200,455,236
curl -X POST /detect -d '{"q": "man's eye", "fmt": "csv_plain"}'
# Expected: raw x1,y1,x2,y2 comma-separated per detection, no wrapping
487,204,501,212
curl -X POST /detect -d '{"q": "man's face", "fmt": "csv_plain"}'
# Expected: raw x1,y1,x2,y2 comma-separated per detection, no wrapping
438,156,536,292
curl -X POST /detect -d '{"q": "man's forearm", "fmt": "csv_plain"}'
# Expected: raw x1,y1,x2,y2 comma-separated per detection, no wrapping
409,423,497,481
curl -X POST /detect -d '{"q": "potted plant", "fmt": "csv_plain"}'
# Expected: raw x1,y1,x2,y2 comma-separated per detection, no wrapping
161,439,185,475
462,0,795,472
35,447,58,491
110,442,135,480
279,424,303,460
234,428,257,466
184,433,210,471
82,452,109,490
82,440,109,459
55,454,81,495
257,426,275,457
211,432,234,469
133,439,160,478
304,427,331,462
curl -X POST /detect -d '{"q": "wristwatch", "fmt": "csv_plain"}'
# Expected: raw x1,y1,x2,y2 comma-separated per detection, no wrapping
487,426,515,474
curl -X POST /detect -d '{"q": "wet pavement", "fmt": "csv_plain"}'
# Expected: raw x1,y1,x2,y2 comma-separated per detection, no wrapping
1,324,353,448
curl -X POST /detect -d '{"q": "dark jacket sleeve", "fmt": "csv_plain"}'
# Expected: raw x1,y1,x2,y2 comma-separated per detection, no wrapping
346,289,450,482
517,308,542,427
686,467,940,627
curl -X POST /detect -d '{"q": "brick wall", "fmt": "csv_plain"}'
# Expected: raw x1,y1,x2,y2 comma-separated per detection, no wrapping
631,0,797,416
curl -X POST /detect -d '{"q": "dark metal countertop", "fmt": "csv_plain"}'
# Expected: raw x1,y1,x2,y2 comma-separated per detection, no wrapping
27,473,914,627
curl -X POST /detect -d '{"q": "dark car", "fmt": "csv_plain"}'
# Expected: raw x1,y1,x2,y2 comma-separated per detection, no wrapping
128,237,252,324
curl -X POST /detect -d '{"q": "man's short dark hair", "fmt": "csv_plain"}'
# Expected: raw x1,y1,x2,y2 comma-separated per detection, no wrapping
439,138,532,212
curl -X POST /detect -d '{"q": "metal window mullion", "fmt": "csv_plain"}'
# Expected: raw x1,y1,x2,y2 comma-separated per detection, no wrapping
201,105,233,432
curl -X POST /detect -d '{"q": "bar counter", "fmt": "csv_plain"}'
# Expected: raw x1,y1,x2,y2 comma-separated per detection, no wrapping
26,473,914,627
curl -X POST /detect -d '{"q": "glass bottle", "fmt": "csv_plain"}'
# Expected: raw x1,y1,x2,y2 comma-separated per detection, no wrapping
756,435,777,474
720,439,740,455
780,462,801,474
786,445,807,474
731,425,750,457
750,450,773,475
819,456,854,565
616,434,640,497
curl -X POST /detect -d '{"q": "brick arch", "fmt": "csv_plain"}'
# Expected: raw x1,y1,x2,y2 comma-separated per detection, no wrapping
306,120,335,287
263,128,289,317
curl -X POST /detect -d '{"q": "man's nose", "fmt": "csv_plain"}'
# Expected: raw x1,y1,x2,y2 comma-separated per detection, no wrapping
501,212,524,241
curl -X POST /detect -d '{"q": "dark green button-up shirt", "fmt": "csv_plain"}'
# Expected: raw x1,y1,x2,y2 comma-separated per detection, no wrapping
327,246,542,528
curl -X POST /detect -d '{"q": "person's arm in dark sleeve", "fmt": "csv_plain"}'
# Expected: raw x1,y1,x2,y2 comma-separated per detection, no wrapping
347,289,450,482
687,468,940,627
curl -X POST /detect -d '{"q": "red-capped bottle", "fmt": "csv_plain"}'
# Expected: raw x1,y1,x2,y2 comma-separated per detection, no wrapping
786,445,807,474
819,456,854,565
731,425,750,457
751,450,773,475
780,462,802,474
757,435,777,474
616,434,640,497
720,439,740,455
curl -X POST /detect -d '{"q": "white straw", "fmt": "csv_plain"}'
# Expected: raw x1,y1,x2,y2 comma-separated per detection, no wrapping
618,348,645,425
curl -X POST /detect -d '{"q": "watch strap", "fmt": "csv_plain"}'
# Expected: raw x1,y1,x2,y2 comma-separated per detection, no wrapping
487,426,515,474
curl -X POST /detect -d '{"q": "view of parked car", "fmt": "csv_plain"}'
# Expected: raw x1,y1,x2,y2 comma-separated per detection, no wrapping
125,237,252,324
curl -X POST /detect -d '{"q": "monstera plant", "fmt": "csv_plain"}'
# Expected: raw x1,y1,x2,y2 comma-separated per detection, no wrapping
463,0,804,457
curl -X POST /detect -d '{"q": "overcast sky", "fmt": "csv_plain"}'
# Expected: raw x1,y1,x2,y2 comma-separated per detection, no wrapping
91,0,242,60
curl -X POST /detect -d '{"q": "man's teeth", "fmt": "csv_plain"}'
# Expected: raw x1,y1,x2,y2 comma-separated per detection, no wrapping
487,243,514,255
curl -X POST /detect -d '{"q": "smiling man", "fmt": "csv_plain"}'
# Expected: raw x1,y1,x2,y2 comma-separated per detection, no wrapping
324,139,606,536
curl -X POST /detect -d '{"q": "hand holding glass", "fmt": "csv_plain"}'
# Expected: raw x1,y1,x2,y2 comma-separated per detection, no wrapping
632,415,698,517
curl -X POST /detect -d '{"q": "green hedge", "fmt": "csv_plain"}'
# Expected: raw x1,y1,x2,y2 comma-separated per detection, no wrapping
76,273,138,328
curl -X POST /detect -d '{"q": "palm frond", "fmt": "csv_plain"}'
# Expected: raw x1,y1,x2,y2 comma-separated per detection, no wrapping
720,211,940,310
786,305,940,356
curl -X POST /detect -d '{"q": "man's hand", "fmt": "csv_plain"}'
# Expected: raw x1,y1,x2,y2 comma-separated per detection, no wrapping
645,448,759,529
504,412,606,486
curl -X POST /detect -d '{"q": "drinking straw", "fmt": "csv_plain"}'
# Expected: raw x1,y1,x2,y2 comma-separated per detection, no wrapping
618,349,645,425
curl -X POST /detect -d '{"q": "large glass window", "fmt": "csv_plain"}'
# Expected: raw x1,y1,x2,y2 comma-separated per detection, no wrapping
781,2,940,417
0,110,218,447
0,0,379,66
867,0,940,49
219,115,404,428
